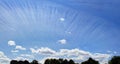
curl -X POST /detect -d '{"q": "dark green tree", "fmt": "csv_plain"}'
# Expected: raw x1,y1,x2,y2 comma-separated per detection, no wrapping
44,59,51,64
62,59,69,64
109,56,120,64
24,60,30,64
10,60,18,64
18,60,24,64
69,59,75,64
59,58,64,64
81,58,99,64
31,60,39,64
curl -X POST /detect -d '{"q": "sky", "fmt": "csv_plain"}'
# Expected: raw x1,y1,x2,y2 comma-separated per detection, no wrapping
0,0,120,64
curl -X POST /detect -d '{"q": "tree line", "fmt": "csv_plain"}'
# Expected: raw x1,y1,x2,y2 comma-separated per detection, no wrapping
10,56,120,64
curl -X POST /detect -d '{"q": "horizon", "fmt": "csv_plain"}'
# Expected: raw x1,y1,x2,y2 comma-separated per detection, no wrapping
0,0,120,64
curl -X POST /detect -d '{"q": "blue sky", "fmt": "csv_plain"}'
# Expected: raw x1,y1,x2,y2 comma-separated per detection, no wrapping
0,0,120,64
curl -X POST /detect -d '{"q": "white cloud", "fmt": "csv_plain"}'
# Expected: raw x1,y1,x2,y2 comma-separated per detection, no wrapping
8,40,16,46
14,56,29,61
30,47,56,55
15,45,26,50
13,54,34,61
11,50,19,53
91,53,111,64
58,39,67,44
20,54,34,58
7,40,26,51
30,48,38,53
60,18,65,21
30,47,111,64
0,51,11,64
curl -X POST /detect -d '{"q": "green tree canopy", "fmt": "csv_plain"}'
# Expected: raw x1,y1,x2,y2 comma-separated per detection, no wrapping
109,56,120,64
10,60,18,64
81,58,99,64
69,59,75,64
31,60,39,64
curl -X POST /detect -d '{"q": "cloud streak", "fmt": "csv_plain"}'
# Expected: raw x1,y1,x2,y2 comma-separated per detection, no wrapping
15,45,26,50
30,47,56,55
58,39,67,44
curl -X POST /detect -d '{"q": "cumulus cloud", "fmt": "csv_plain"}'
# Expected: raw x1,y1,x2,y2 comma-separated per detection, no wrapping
58,39,67,44
30,47,56,55
30,47,111,64
8,40,16,46
8,40,27,52
15,45,26,50
0,51,10,64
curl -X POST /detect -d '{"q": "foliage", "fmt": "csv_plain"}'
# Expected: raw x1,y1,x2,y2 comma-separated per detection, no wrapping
10,60,38,64
31,60,39,64
109,56,120,64
81,58,99,64
10,56,120,64
44,58,75,64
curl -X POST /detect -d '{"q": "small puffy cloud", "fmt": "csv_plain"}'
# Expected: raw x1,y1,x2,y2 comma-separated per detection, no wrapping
11,50,19,53
8,40,16,46
8,40,26,51
15,45,26,50
58,39,67,44
60,18,65,21
30,47,56,55
0,51,10,64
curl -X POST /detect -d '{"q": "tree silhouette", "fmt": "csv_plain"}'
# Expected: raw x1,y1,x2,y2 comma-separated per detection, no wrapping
31,60,39,64
81,58,99,64
44,58,75,64
44,59,51,64
109,56,120,64
10,60,18,64
24,60,30,64
59,58,64,64
62,59,69,64
18,60,24,64
69,59,75,64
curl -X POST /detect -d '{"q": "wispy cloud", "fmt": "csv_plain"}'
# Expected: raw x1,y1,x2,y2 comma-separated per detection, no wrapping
15,45,26,50
20,54,34,58
30,47,56,55
11,50,19,53
58,39,67,44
